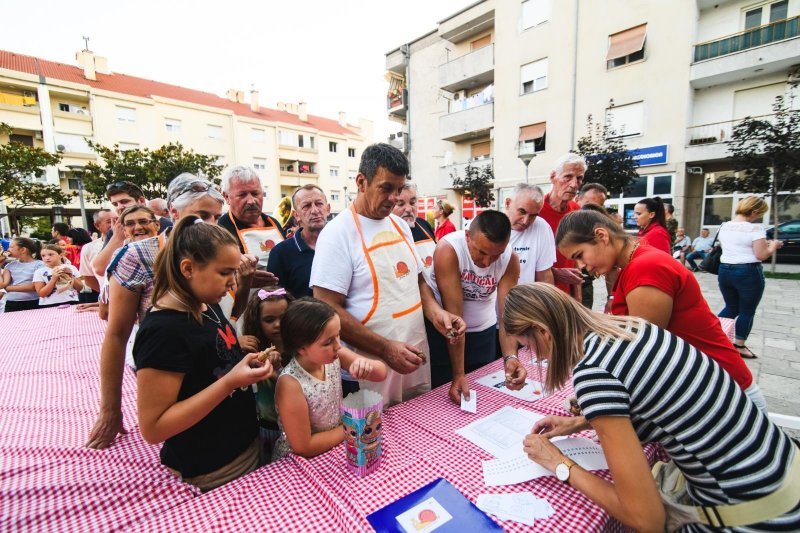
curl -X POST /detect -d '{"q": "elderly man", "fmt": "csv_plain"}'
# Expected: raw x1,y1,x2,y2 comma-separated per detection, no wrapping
426,210,525,404
392,181,437,279
218,166,285,287
310,144,465,406
685,228,715,272
267,185,329,298
576,182,609,308
146,198,169,219
79,209,114,298
539,153,586,298
504,183,555,285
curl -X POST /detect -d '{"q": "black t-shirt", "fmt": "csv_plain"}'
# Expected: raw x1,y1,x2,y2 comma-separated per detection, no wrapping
133,304,257,478
410,217,436,243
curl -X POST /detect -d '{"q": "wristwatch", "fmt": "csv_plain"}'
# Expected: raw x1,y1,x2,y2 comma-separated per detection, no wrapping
502,354,519,364
555,457,577,484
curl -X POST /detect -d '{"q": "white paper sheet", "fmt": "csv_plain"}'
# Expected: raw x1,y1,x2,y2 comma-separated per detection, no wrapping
482,437,609,486
475,493,555,526
460,390,477,414
475,370,550,402
455,406,545,458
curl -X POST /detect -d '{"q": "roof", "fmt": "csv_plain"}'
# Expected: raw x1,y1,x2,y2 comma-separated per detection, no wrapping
0,49,358,136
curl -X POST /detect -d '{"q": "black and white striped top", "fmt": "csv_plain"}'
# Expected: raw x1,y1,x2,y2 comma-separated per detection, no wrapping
574,322,799,532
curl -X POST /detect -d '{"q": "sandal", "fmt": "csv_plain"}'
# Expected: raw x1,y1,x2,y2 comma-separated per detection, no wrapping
734,344,757,359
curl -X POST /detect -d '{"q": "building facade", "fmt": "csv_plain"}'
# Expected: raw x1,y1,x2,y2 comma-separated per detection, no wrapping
386,0,799,235
0,48,373,232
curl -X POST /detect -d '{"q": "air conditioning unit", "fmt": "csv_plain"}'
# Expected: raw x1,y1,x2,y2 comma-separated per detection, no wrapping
788,65,800,83
688,166,704,174
56,144,66,152
453,90,466,100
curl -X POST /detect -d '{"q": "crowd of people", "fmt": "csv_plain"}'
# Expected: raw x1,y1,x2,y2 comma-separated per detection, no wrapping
1,143,797,531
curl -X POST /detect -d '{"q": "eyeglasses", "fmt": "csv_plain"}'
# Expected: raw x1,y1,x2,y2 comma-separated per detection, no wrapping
122,218,157,228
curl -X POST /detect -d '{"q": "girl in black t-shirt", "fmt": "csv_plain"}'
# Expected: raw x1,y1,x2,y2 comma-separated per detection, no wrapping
134,215,274,491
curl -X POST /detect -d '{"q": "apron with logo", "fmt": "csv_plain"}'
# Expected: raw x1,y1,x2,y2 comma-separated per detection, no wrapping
414,223,437,280
230,215,284,269
350,207,430,405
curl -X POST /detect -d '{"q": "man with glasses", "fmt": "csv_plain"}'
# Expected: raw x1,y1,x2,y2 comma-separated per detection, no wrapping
504,183,555,285
539,153,587,299
218,166,285,288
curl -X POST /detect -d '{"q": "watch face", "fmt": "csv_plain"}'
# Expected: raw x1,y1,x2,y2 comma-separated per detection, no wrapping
555,462,570,482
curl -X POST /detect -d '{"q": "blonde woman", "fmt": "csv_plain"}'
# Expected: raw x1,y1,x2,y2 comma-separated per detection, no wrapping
717,196,782,359
433,200,456,241
503,283,799,532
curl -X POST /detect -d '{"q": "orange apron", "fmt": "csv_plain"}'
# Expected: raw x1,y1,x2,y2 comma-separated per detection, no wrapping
230,215,284,269
414,223,437,278
350,207,430,405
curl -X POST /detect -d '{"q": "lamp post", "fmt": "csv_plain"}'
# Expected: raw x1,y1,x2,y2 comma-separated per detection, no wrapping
343,185,348,208
66,165,88,229
518,143,536,184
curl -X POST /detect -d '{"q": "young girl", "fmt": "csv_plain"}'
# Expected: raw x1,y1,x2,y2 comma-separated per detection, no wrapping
272,298,387,461
33,244,84,308
240,287,294,455
133,215,273,491
0,237,44,312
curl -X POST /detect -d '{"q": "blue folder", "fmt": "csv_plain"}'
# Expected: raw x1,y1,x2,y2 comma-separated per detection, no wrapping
366,478,503,532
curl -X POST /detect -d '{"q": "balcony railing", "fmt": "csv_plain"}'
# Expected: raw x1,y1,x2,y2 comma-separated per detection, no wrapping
686,113,777,146
694,16,799,62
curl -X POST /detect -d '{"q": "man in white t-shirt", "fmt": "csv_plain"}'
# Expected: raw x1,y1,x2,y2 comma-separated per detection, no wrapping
504,183,556,285
79,209,114,300
426,210,526,404
310,143,466,406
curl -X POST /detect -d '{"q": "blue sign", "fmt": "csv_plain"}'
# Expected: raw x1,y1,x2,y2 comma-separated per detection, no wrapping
627,145,668,167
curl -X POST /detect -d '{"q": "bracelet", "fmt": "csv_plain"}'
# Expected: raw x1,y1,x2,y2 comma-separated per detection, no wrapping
607,295,614,301
503,354,519,364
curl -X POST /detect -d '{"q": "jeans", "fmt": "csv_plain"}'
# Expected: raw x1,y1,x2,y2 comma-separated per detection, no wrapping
685,250,707,270
718,263,765,341
426,319,497,388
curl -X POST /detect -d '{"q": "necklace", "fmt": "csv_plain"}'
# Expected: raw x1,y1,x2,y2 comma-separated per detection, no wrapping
202,305,222,326
627,241,640,265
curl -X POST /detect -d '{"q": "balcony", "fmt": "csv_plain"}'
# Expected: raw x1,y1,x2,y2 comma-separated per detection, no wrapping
439,44,494,93
439,100,493,142
691,16,800,87
387,88,408,119
439,5,494,43
387,131,407,153
278,145,318,163
685,113,777,162
439,157,493,190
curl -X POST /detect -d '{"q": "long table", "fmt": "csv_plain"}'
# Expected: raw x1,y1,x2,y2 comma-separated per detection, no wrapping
1,309,732,531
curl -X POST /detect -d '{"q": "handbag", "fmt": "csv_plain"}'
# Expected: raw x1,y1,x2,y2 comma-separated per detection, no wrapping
699,224,723,275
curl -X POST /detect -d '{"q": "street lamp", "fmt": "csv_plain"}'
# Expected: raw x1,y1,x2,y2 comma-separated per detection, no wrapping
343,185,348,208
66,165,88,230
518,143,536,184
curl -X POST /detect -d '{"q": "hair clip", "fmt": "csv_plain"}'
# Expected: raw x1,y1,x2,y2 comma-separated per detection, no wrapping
258,288,286,300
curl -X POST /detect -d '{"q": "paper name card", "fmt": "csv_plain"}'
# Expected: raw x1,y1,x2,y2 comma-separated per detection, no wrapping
475,370,550,402
475,493,555,526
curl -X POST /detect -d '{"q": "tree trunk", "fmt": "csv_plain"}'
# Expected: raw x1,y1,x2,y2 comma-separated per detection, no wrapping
771,169,779,273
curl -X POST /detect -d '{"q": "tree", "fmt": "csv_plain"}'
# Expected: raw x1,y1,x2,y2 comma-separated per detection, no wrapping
0,123,73,234
81,141,223,202
575,114,640,195
450,163,495,208
712,93,800,272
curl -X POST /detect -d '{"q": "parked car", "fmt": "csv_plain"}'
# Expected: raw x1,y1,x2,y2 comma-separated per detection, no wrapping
765,219,800,263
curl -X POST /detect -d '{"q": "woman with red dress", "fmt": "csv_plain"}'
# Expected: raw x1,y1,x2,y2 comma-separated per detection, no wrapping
633,196,670,254
433,200,456,241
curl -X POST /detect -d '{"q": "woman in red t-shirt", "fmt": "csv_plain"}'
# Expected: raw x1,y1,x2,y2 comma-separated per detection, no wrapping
433,200,456,241
555,210,767,411
633,197,671,254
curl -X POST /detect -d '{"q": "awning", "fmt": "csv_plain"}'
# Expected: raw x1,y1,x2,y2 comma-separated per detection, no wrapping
606,24,647,61
519,122,546,141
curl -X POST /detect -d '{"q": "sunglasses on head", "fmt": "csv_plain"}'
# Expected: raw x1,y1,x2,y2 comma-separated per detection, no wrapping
106,180,138,191
171,180,222,201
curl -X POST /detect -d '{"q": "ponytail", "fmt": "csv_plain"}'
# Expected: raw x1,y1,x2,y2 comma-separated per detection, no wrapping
637,197,667,229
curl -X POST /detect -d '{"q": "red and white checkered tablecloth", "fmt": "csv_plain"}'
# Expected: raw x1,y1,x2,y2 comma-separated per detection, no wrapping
719,316,735,342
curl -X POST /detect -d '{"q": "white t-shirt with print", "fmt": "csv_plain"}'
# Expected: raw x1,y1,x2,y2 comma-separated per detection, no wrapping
719,221,766,264
310,210,423,323
509,216,556,283
33,264,81,305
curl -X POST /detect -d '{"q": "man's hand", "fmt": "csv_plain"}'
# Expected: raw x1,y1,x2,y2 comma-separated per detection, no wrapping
251,269,279,287
431,308,466,344
383,340,425,374
553,267,583,286
449,375,470,405
86,408,127,449
504,357,527,390
238,254,258,279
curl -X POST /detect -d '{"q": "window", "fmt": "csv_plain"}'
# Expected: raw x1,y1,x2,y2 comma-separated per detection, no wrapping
521,0,551,30
253,158,267,171
348,147,356,158
330,191,340,202
518,122,547,154
330,166,339,177
118,142,139,151
745,7,763,28
165,118,181,134
58,103,69,112
207,125,223,140
251,128,265,142
329,141,338,153
520,58,548,94
115,106,136,123
770,0,788,22
653,175,672,195
278,130,298,147
605,102,644,138
745,1,788,28
606,24,646,69
349,171,357,180
67,178,81,190
471,141,491,160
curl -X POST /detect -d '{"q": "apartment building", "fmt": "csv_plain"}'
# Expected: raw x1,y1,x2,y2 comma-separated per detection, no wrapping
386,0,799,234
0,48,372,231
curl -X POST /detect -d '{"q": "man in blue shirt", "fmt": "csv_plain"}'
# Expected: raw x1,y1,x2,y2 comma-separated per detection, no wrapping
267,185,330,298
685,227,715,272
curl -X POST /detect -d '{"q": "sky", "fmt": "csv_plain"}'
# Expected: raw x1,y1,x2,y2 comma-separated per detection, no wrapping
1,0,469,141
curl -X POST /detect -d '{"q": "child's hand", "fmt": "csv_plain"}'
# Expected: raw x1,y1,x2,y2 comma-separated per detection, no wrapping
224,353,273,390
238,335,260,354
348,356,375,380
265,347,282,369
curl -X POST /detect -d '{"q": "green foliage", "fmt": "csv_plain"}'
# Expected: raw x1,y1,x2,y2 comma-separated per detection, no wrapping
81,141,223,201
450,163,495,207
0,123,73,233
575,114,640,195
18,216,53,240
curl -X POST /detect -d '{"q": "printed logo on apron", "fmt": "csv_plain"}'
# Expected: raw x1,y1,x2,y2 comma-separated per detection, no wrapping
414,224,436,272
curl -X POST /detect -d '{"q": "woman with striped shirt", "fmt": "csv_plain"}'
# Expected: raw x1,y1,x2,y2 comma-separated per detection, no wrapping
503,283,799,532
